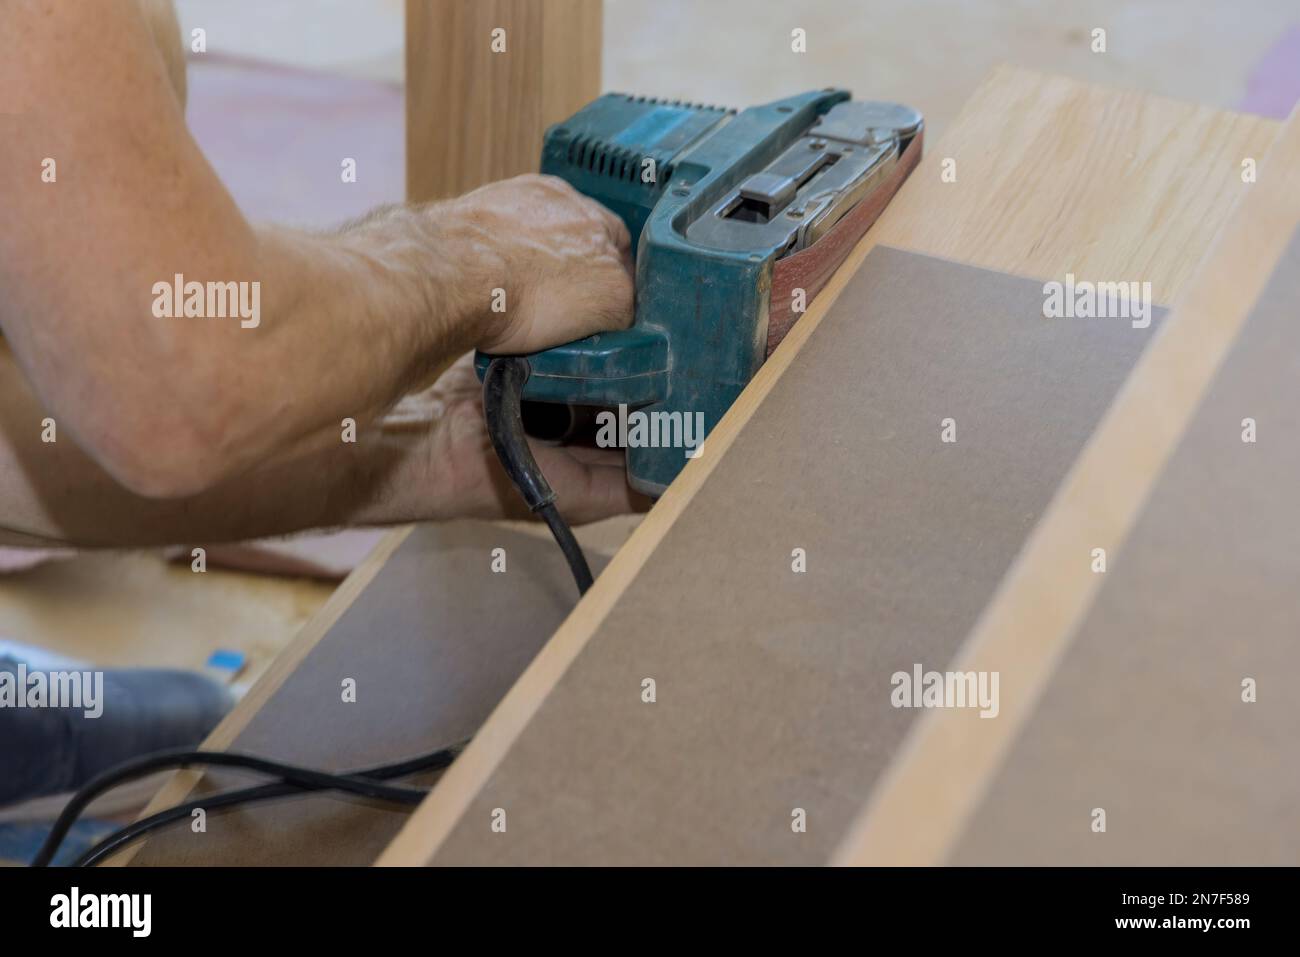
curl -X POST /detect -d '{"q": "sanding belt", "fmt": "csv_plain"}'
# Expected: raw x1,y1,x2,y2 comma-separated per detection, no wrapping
766,130,923,355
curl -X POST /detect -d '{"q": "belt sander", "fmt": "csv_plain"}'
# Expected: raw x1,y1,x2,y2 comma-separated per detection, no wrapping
478,90,922,590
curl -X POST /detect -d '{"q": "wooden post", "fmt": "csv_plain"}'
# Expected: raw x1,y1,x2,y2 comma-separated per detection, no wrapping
405,0,603,203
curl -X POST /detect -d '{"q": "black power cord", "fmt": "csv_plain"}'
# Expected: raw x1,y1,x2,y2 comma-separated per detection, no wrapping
537,502,594,594
31,357,590,868
71,743,462,867
31,745,460,867
482,356,594,595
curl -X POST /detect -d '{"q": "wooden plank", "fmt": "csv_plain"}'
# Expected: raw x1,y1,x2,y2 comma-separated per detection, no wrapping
123,522,611,866
428,248,1164,865
874,65,1277,306
406,0,603,202
107,528,409,865
378,66,1279,865
116,515,630,865
953,214,1300,864
836,108,1300,866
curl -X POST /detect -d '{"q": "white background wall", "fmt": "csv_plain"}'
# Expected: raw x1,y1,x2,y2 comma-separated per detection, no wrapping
174,0,1297,137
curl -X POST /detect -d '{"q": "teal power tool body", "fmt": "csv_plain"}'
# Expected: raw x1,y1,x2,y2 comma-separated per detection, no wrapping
477,89,922,497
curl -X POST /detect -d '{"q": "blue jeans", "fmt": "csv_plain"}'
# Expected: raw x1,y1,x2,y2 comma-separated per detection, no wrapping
0,656,233,807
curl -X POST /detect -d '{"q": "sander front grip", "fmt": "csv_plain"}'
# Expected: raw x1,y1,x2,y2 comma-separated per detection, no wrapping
766,128,924,356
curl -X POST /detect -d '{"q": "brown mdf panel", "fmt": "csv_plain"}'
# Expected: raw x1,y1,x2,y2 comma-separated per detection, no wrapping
406,0,603,203
832,110,1300,868
112,529,414,865
125,522,607,865
835,110,1300,866
421,246,1160,865
948,201,1300,862
380,67,1277,866
952,239,1300,866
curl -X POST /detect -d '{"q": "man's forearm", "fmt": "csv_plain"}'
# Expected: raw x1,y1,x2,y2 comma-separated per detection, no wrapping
0,1,636,530
0,0,483,498
0,343,444,548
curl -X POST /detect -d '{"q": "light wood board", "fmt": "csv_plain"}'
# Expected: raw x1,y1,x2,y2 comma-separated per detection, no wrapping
122,522,611,865
379,66,1280,865
418,246,1163,865
837,106,1300,866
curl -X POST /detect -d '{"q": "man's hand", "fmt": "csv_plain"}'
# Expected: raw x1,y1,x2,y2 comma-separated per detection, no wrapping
357,172,636,362
346,172,635,360
0,344,648,548
450,174,635,355
0,0,646,541
385,356,650,524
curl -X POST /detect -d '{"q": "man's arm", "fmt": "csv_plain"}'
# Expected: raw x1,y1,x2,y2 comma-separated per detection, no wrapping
0,0,632,500
0,344,644,548
0,336,412,546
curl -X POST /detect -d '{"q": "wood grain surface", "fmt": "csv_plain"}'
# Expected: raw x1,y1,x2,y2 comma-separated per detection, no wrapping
379,66,1281,865
406,0,602,202
835,106,1300,866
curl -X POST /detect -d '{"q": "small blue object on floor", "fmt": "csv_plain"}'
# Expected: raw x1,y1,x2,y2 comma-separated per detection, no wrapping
205,648,247,681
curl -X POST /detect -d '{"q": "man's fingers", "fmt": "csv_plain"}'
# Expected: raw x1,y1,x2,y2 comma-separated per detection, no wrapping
532,443,653,524
595,267,636,329
598,206,633,259
452,172,636,354
538,172,631,257
562,464,654,525
562,444,625,466
566,259,635,333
